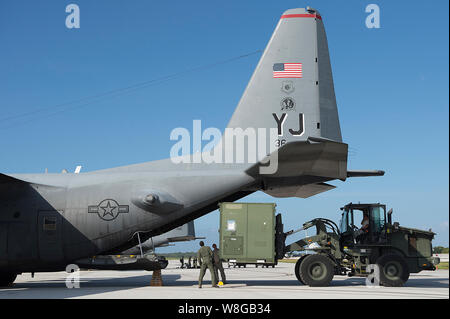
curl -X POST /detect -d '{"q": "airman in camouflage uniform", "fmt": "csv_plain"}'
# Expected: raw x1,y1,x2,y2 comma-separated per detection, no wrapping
197,241,217,288
212,244,226,284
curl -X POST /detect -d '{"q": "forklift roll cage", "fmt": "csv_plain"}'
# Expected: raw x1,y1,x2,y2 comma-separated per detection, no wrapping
339,203,390,245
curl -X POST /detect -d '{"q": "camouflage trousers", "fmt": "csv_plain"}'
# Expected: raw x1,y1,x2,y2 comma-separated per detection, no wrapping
198,262,217,287
214,262,226,283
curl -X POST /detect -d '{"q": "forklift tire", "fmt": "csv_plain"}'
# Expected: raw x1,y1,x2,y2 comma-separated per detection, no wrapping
0,272,17,287
376,254,410,287
294,256,308,284
299,254,334,287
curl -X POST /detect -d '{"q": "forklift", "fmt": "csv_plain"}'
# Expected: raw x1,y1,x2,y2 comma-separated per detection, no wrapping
280,203,440,287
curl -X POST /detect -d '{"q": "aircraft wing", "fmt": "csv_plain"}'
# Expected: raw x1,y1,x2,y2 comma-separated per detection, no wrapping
119,220,204,254
163,220,202,243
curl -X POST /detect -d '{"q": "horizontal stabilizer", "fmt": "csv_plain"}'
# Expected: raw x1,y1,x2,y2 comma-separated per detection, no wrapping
264,182,335,199
347,170,385,177
246,137,348,180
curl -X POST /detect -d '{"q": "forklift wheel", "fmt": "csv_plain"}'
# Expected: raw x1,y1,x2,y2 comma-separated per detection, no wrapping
299,254,334,287
376,254,410,287
294,256,308,284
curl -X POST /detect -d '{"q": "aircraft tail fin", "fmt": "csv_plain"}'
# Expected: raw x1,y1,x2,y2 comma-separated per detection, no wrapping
227,7,342,145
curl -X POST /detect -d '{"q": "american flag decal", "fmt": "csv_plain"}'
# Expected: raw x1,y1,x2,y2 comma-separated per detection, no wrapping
273,63,302,78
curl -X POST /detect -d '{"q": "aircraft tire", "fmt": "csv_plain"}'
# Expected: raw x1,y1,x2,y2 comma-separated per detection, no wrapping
299,254,334,287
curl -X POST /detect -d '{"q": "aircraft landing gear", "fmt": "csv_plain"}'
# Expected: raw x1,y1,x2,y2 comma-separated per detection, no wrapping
0,272,17,287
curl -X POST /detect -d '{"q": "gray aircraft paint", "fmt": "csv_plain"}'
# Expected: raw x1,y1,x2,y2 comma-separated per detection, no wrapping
227,8,341,144
121,221,202,255
0,8,383,273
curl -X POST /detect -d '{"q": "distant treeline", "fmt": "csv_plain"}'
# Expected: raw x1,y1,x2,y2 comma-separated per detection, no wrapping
159,247,449,258
159,252,197,258
433,246,449,254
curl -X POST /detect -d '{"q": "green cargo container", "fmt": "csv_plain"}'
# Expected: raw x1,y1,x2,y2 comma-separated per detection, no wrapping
219,202,277,265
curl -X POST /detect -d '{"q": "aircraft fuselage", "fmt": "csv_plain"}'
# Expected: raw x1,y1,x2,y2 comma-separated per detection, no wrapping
0,168,254,272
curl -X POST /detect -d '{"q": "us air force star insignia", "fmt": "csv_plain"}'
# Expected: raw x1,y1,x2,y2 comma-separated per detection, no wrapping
101,200,116,218
88,199,129,221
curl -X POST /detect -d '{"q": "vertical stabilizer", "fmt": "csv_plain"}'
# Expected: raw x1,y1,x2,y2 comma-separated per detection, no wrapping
227,7,342,145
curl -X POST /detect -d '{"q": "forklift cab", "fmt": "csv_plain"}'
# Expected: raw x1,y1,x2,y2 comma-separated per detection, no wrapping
339,203,388,245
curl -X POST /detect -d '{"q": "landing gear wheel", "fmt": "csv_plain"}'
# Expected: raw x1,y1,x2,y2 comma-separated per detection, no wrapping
0,272,17,287
294,256,308,284
376,254,409,287
299,254,334,287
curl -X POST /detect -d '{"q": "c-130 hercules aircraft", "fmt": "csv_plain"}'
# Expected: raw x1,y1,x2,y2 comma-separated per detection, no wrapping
0,7,383,286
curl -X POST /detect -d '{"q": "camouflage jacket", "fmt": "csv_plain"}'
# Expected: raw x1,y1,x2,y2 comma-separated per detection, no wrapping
197,246,213,264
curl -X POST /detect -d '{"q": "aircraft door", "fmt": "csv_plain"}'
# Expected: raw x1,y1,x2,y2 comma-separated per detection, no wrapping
38,210,64,262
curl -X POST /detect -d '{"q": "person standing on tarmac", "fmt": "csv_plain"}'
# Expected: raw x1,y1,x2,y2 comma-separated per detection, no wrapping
179,256,184,269
197,241,218,288
212,244,226,285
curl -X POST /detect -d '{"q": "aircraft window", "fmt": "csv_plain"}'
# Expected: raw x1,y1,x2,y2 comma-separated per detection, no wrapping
43,217,57,231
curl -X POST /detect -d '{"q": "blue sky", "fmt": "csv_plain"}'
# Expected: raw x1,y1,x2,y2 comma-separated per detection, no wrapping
0,1,448,250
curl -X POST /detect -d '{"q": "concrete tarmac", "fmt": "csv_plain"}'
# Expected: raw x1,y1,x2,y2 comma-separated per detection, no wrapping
0,260,448,299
